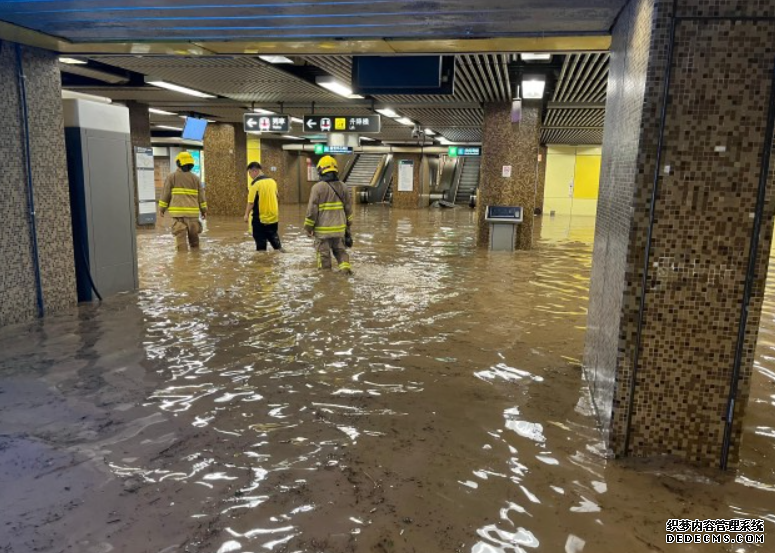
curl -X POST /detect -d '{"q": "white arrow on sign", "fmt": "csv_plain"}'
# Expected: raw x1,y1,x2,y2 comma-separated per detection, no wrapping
306,119,317,129
247,118,258,128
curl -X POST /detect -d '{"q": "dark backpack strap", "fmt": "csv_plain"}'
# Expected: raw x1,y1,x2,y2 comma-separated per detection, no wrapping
327,181,346,205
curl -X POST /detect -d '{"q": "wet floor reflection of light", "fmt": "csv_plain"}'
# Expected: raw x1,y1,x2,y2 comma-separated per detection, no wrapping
2,208,774,552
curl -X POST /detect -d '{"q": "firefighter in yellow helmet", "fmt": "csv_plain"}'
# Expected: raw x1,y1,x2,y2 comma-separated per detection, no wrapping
304,156,353,274
159,151,207,250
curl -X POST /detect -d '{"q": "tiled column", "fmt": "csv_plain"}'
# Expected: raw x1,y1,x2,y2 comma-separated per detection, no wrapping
261,140,301,204
0,43,77,328
585,0,775,468
203,123,242,216
391,153,422,209
535,145,548,214
127,101,154,228
477,101,542,249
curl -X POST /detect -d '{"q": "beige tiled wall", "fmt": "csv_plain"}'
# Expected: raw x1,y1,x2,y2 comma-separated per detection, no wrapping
477,101,542,249
585,0,775,467
0,44,76,327
203,123,242,216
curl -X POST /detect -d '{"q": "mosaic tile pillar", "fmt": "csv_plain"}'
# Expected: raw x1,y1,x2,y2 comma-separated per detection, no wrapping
477,101,542,249
261,140,301,205
391,154,422,209
585,0,775,468
235,123,247,188
127,101,154,228
203,123,242,216
536,145,547,214
0,43,77,328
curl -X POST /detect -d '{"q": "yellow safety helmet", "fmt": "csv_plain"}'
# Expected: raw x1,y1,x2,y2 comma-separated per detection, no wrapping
176,151,195,167
317,155,338,175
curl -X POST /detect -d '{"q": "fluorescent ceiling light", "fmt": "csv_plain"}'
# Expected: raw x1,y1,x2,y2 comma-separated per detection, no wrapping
291,117,303,124
59,57,87,65
282,135,304,140
148,80,215,98
149,107,176,116
376,108,398,118
259,55,294,64
179,115,215,123
437,137,453,145
360,136,376,141
522,77,546,99
155,125,183,131
316,76,364,99
424,128,436,136
521,53,552,62
395,117,414,126
253,108,275,115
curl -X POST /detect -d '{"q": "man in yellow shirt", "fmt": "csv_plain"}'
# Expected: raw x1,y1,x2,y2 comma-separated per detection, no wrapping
243,162,283,251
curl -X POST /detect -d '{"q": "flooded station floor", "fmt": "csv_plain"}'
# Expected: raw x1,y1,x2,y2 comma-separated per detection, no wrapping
0,205,773,553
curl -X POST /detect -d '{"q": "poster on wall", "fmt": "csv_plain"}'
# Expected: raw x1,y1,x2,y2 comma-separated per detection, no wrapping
398,160,414,192
307,158,317,182
135,147,156,225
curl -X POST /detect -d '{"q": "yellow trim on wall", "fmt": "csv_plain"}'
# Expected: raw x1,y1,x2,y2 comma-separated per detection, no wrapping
247,134,261,188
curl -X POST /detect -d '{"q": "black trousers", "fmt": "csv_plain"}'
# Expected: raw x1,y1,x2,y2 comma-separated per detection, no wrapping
252,221,282,251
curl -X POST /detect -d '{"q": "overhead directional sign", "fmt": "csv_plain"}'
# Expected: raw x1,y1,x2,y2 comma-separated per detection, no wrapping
243,113,290,133
448,146,481,157
314,144,353,155
304,115,381,134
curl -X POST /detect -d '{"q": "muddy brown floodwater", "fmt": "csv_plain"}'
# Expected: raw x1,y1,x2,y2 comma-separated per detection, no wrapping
1,206,773,553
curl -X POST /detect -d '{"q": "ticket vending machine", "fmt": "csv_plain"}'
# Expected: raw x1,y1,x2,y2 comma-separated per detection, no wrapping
485,206,523,251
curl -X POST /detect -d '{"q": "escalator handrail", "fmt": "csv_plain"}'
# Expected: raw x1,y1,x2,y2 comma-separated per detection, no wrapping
449,157,465,202
341,154,359,183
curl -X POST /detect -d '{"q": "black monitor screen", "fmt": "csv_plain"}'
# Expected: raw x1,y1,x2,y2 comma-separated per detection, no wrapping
182,117,208,141
488,206,522,219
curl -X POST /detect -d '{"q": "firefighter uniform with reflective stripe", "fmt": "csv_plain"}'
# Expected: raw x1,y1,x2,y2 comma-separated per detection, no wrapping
159,168,207,249
304,178,352,271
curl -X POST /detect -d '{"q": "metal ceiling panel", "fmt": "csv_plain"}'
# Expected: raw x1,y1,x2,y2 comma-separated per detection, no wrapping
541,52,609,144
0,1,628,43
89,55,344,103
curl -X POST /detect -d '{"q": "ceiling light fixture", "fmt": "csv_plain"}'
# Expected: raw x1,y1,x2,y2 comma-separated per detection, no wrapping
376,108,398,118
291,117,303,124
437,137,453,145
149,107,176,116
282,135,304,140
253,108,275,115
360,136,376,141
395,117,415,126
522,77,546,99
259,55,294,64
521,53,552,62
148,80,216,98
316,76,364,99
59,57,87,65
424,128,436,136
155,125,183,131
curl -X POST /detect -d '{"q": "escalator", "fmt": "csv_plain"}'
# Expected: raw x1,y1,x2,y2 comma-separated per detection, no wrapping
455,157,481,205
343,154,383,188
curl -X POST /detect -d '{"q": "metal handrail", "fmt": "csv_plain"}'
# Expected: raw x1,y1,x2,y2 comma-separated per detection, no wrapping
367,154,387,188
448,157,465,202
341,154,358,182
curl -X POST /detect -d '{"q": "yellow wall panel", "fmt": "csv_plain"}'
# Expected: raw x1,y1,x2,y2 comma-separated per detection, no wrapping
247,134,261,187
573,155,602,199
